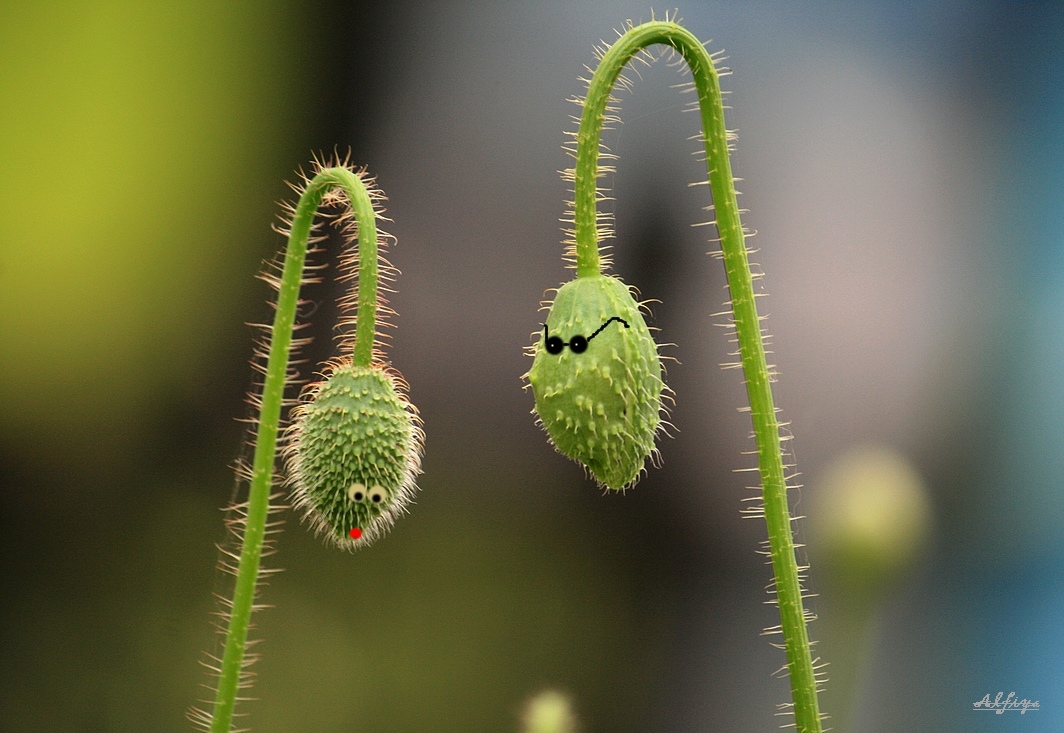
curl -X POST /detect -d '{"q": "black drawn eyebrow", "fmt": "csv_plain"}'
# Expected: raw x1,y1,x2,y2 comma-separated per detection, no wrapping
586,316,629,341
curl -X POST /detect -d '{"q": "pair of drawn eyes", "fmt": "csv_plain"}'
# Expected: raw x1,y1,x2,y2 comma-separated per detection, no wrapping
348,483,388,504
542,316,629,355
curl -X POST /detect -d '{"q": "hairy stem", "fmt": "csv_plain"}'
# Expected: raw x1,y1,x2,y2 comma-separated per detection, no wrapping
207,165,379,733
573,20,822,732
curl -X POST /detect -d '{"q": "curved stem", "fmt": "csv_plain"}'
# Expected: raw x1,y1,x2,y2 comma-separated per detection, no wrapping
573,21,823,733
208,166,379,733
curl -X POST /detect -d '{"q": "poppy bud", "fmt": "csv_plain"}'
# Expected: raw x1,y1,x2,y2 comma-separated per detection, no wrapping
288,363,422,549
528,274,664,489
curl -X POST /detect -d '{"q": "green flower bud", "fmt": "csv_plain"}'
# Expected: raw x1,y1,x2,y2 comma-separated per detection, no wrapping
528,274,664,490
288,362,423,549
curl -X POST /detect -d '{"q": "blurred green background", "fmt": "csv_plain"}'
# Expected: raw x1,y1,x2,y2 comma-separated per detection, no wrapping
2,2,1062,732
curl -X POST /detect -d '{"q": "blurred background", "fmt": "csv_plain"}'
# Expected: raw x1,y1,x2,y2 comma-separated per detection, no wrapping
1,1,1062,731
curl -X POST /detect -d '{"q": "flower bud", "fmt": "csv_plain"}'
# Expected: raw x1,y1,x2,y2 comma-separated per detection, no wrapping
809,445,931,600
528,274,664,489
288,363,422,549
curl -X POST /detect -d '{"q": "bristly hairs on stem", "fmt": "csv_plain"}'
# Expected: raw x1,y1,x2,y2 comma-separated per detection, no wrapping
189,153,401,733
564,15,825,732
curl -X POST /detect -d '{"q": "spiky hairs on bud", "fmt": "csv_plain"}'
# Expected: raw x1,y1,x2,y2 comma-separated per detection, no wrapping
528,274,664,490
288,362,423,550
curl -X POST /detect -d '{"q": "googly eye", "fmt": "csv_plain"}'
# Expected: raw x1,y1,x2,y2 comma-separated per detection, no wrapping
568,335,588,353
369,485,387,504
348,483,366,502
545,335,564,354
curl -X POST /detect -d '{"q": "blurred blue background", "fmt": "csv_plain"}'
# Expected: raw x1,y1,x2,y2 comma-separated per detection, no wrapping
1,1,1062,731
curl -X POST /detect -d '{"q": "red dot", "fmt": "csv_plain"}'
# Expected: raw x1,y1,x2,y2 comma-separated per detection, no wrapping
349,527,362,539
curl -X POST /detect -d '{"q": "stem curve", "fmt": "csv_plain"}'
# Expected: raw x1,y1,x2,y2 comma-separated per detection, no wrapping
205,165,381,733
572,20,823,733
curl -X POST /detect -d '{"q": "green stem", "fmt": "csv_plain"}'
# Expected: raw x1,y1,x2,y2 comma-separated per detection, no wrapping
573,21,823,733
207,166,379,733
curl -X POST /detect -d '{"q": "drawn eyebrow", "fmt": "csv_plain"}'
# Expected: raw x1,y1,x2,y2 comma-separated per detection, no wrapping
586,316,629,341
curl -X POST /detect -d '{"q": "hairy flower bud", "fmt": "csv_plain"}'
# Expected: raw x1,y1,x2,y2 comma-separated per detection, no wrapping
288,362,423,549
528,274,664,489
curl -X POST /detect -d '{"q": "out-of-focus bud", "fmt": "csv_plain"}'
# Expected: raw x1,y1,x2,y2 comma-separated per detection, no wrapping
809,445,932,601
521,690,577,733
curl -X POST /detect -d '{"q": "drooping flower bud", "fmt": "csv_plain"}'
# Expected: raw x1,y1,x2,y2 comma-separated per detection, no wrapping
528,274,664,489
288,362,423,549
